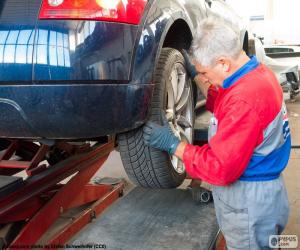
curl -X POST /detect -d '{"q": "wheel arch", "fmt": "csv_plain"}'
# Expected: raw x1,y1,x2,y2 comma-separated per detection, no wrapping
162,19,193,50
130,8,195,84
151,18,195,104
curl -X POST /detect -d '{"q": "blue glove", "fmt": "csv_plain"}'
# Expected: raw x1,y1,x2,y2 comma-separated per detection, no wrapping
143,119,180,155
182,50,198,80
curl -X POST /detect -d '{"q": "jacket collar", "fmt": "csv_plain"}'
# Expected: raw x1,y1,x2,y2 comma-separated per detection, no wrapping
223,56,259,89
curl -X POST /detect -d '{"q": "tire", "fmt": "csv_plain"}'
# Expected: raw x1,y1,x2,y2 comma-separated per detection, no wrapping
118,48,194,188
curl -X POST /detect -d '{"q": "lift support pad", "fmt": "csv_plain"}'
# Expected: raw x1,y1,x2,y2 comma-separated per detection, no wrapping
70,187,220,250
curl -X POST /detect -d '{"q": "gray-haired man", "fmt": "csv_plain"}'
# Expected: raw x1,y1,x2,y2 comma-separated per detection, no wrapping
143,19,290,249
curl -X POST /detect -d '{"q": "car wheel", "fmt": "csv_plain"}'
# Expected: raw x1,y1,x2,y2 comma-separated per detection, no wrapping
118,48,194,188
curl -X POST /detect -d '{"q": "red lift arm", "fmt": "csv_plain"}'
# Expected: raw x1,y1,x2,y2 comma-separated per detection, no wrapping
0,139,124,249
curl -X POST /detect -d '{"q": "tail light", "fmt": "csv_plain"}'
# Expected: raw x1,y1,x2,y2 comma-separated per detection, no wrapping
39,0,147,25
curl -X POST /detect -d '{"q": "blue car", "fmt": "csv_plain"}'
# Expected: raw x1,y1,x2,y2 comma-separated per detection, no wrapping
0,0,248,188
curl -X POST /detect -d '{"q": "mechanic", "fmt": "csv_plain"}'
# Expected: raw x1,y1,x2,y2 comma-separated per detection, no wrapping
143,18,290,249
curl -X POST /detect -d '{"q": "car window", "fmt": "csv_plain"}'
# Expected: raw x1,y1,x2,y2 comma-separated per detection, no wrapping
265,47,293,53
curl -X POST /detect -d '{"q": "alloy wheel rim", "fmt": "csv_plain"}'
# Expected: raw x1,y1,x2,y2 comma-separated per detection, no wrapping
165,62,193,174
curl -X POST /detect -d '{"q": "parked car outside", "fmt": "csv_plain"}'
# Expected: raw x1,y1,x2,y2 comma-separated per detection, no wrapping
0,0,249,188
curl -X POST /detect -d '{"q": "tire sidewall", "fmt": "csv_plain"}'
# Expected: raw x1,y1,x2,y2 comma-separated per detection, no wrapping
149,48,195,185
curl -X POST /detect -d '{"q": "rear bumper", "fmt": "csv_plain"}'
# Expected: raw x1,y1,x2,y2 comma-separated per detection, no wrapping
0,83,153,139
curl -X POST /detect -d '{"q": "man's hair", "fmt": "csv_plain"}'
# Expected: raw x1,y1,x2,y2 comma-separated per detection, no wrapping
191,18,242,67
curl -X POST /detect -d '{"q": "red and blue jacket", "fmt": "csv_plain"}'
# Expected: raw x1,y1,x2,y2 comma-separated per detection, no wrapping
183,56,291,186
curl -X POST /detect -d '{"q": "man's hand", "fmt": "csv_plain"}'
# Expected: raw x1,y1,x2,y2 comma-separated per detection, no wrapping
143,119,180,155
182,50,198,80
182,50,211,98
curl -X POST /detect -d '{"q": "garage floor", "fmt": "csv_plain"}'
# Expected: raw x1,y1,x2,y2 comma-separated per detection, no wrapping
96,95,300,244
282,96,300,237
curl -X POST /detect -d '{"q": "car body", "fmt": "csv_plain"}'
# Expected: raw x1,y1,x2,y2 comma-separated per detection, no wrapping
0,0,248,140
252,38,300,99
264,45,300,54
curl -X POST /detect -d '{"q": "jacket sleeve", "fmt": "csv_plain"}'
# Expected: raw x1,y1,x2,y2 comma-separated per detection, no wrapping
183,99,263,186
206,85,219,113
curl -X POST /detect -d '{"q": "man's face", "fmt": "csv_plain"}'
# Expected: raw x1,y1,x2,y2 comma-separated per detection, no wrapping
194,58,229,87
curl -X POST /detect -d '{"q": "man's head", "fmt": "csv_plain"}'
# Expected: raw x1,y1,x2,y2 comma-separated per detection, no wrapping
191,18,247,87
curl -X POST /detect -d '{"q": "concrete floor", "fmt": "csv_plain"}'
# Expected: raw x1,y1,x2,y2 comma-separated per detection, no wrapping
95,95,300,245
282,96,300,238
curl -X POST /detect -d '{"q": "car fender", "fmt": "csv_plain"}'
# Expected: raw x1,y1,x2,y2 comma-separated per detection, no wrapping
130,0,206,85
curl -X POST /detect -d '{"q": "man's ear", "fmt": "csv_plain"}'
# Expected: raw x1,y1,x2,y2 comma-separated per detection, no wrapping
217,57,230,72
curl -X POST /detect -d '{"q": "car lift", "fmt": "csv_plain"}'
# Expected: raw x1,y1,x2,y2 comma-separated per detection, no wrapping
0,138,124,248
0,124,226,249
